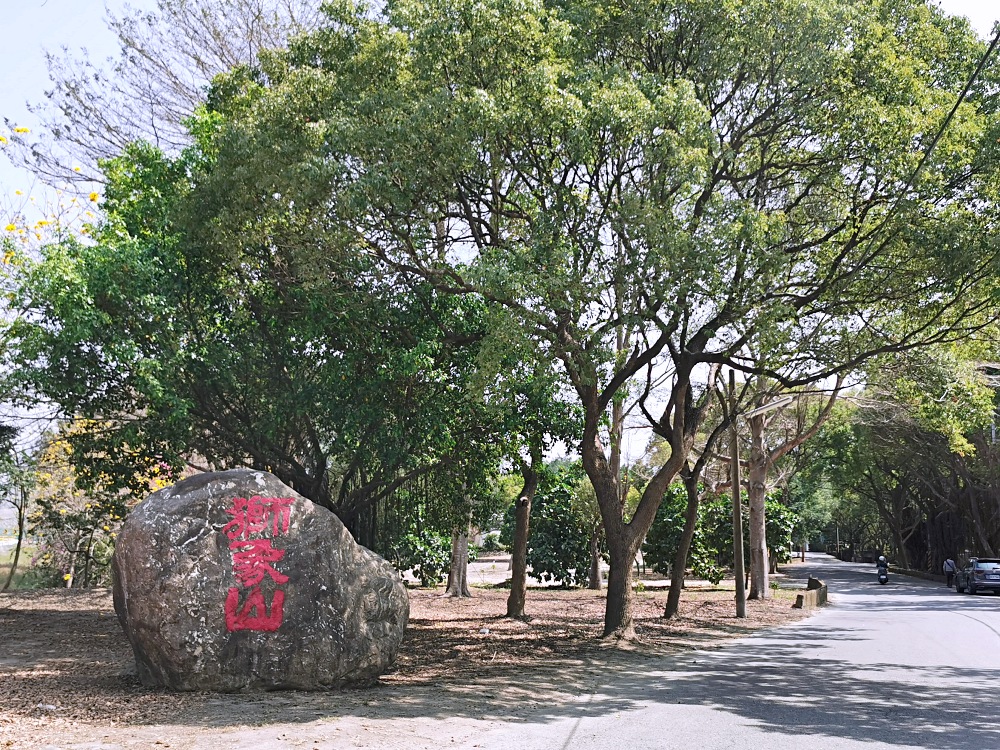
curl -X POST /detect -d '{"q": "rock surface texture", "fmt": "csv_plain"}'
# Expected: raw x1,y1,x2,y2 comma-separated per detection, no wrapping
112,469,409,691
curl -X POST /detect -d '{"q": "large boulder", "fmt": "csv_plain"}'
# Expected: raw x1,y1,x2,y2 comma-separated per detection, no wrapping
112,468,408,691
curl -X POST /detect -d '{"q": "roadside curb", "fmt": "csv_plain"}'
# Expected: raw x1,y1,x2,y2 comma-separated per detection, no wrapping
792,577,828,609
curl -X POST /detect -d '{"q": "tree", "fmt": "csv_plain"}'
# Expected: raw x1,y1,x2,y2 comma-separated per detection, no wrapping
643,481,726,585
743,380,842,599
633,384,746,618
764,497,800,570
646,481,799,586
4,0,327,186
0,427,32,591
391,528,452,587
26,421,167,588
141,0,1000,639
470,329,579,614
3,137,505,542
444,458,506,598
572,473,616,591
502,463,597,588
805,346,998,568
506,452,539,615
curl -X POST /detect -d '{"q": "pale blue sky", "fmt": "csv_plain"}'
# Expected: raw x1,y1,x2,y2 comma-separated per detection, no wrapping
1,0,156,198
0,0,997,199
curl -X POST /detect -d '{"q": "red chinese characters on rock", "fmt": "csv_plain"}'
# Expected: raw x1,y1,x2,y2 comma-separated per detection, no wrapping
222,495,295,632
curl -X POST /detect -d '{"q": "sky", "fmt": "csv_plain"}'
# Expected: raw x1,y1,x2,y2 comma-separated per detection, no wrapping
0,0,997,200
0,0,157,200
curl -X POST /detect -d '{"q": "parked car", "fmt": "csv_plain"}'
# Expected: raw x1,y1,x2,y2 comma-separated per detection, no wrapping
955,558,1000,594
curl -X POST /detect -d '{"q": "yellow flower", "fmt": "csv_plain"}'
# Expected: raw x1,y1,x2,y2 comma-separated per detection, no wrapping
14,190,22,196
35,220,49,228
89,192,99,202
102,525,110,532
0,135,6,144
63,574,71,581
12,127,29,134
73,167,81,172
3,224,15,232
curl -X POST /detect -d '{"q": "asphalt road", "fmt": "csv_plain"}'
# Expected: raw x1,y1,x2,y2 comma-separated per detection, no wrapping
460,553,1000,750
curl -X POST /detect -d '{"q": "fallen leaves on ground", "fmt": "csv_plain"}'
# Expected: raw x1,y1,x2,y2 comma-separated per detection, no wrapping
0,581,808,744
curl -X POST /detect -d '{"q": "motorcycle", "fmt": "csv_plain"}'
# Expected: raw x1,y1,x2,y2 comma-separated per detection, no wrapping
877,565,889,584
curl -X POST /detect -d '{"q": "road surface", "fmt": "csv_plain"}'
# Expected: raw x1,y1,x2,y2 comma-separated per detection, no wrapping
460,553,1000,750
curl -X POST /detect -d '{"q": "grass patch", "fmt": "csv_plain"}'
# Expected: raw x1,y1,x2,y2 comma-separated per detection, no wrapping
0,543,46,590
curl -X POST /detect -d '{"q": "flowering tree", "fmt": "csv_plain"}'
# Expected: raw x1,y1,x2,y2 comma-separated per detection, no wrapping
27,420,174,588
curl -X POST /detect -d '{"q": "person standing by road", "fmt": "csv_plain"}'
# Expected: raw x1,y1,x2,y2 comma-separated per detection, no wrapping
943,557,957,587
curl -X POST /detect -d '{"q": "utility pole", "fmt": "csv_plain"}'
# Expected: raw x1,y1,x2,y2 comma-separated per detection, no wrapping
730,369,746,618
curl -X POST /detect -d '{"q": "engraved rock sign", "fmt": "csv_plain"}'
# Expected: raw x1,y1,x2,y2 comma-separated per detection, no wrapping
112,469,408,691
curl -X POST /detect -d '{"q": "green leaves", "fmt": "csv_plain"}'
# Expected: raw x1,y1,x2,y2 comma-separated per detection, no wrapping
873,346,996,455
643,485,801,583
5,125,512,527
519,465,597,587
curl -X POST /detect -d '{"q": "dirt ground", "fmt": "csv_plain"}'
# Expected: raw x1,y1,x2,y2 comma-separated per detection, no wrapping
0,577,810,750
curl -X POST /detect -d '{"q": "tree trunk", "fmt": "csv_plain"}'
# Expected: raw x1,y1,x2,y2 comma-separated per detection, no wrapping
506,459,539,618
65,539,78,589
578,364,711,638
588,526,603,590
82,530,96,588
966,486,996,556
1,491,27,591
747,415,770,600
603,534,636,639
665,473,701,619
445,523,472,598
585,409,680,637
892,523,911,570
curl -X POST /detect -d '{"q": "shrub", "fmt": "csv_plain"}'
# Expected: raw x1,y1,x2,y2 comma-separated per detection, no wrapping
391,530,453,587
643,487,800,585
480,532,505,553
523,470,594,587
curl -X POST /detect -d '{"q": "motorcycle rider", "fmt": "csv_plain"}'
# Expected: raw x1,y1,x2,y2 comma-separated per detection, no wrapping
876,555,889,583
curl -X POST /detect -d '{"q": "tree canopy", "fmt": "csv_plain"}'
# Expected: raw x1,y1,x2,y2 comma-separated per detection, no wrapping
4,133,520,541
5,0,1000,636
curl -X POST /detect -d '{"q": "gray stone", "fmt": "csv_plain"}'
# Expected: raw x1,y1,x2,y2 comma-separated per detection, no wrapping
112,468,408,691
